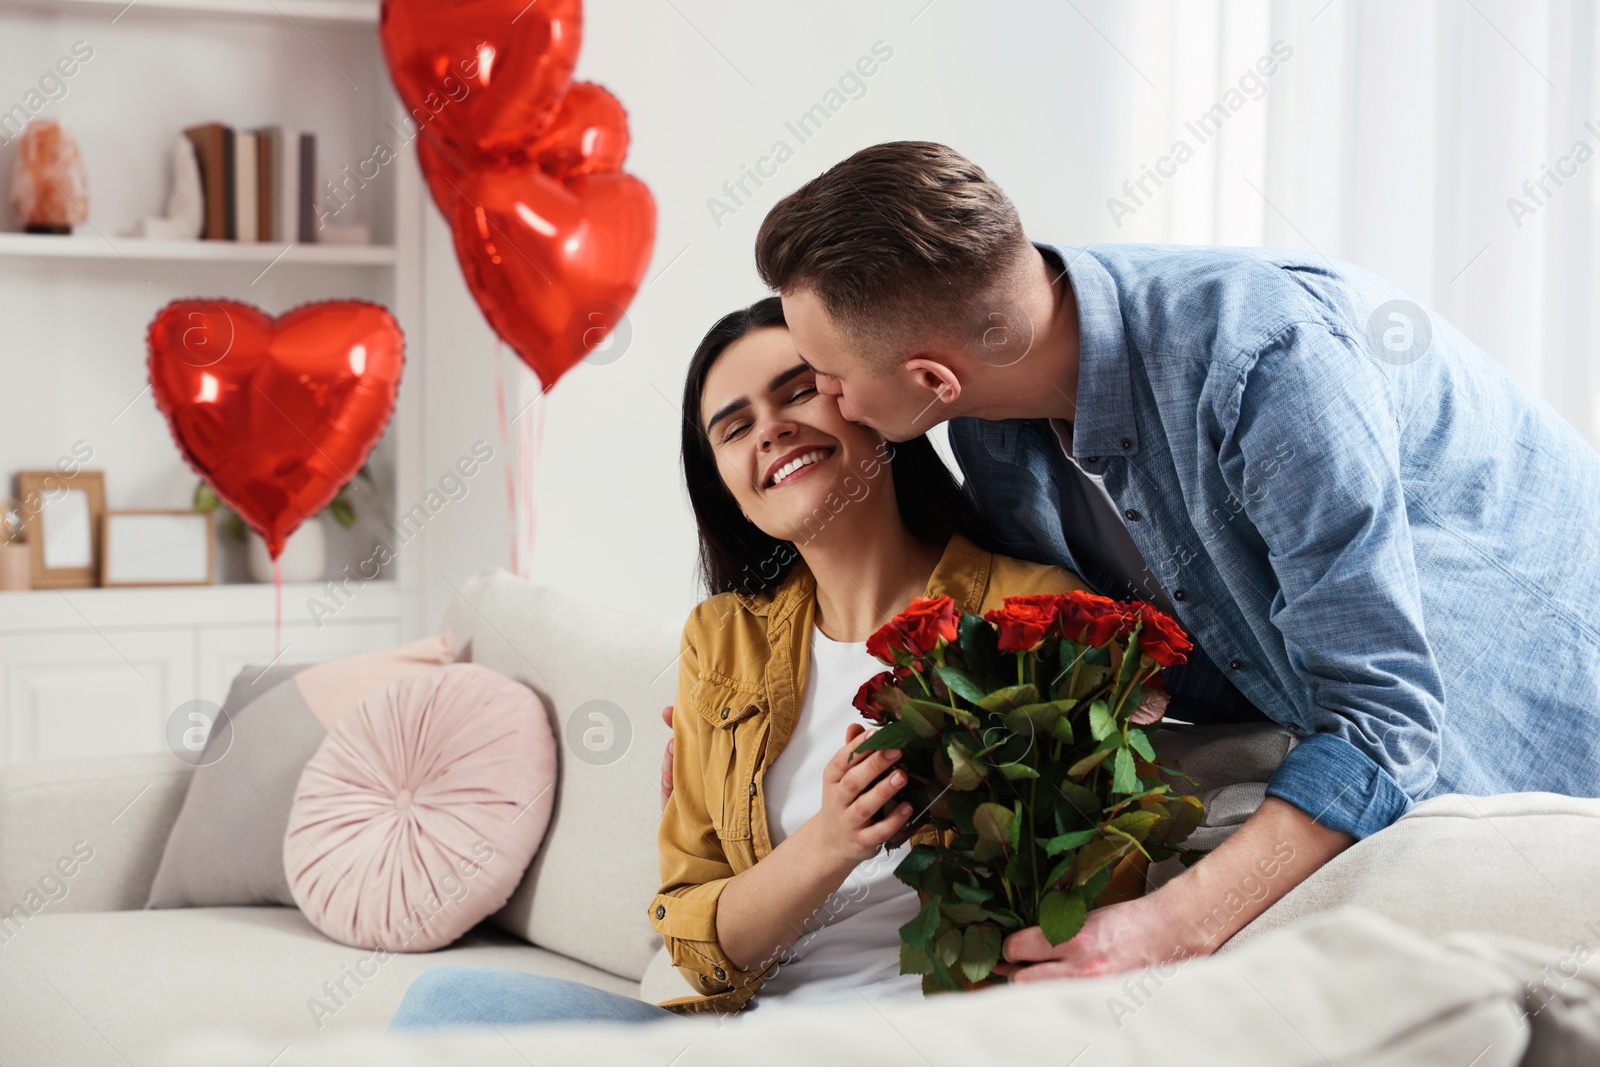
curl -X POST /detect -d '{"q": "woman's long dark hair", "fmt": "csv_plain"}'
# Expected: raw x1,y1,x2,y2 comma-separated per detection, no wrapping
681,296,999,599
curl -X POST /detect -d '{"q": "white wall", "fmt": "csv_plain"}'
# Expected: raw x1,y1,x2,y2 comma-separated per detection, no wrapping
422,0,1600,632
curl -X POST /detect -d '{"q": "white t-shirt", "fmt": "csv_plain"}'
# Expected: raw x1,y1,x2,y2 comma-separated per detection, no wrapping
741,623,926,1012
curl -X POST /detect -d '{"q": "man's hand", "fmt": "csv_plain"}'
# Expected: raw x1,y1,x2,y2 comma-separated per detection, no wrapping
659,705,673,812
993,797,1355,980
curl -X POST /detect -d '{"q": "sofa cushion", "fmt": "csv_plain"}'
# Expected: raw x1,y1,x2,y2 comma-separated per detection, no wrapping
0,906,639,1067
145,636,455,909
286,664,556,952
149,906,1558,1067
441,572,677,984
1224,791,1600,954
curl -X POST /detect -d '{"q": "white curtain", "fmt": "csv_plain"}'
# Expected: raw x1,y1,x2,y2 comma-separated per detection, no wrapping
1092,0,1600,449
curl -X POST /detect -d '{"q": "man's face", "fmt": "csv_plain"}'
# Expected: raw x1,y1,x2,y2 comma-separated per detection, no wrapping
780,287,944,443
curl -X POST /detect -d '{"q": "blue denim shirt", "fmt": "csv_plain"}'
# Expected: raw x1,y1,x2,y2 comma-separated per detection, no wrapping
948,242,1600,840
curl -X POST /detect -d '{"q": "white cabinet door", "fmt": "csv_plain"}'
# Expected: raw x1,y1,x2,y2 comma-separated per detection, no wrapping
196,621,402,706
0,629,197,765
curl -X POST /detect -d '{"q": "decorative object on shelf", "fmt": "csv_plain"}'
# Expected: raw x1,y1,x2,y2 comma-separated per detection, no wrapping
382,0,655,392
129,134,204,240
100,509,214,587
9,118,89,235
246,515,324,583
0,498,29,591
850,591,1204,993
146,298,403,560
14,468,105,587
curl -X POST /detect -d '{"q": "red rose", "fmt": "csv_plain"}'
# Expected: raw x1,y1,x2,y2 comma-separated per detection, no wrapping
984,597,1059,652
1133,601,1192,667
844,668,908,726
866,595,959,664
1057,589,1133,647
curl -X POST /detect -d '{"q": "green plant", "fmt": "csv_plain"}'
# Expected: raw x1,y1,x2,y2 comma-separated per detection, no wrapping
191,465,375,541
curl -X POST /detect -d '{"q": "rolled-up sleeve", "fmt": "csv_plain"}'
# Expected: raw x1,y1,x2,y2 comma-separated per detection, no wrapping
647,615,775,997
1222,322,1443,839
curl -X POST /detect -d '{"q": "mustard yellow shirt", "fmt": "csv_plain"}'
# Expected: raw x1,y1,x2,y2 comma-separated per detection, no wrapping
647,531,1087,1015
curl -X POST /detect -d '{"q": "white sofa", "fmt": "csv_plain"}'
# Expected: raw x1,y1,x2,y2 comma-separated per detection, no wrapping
2,569,1598,1066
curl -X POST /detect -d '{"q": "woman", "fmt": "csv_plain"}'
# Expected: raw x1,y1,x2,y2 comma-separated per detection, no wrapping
389,297,1089,1030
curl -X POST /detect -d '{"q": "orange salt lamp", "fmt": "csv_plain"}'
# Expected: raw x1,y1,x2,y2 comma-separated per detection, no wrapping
10,118,89,234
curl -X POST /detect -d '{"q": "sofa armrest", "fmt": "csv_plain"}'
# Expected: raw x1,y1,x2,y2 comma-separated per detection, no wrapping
0,752,193,913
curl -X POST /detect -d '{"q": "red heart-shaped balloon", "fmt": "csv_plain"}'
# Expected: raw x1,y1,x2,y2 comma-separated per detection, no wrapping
380,0,582,166
147,300,404,559
446,162,654,390
416,81,630,219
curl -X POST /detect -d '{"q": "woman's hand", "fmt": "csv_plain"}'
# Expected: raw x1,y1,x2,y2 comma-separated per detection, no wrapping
807,722,913,872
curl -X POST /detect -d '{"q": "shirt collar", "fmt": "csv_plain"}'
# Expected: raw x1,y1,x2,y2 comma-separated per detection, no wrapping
1037,242,1140,462
734,530,994,622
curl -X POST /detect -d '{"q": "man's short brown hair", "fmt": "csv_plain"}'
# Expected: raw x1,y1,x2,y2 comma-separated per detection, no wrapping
755,141,1031,367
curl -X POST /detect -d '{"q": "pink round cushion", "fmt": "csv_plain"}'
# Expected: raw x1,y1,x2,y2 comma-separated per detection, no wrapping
284,662,556,951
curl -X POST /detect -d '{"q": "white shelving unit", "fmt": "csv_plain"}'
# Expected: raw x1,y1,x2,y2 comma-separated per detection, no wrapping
0,0,428,765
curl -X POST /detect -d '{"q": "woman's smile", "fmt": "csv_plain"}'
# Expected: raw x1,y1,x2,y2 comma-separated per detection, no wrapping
765,446,837,489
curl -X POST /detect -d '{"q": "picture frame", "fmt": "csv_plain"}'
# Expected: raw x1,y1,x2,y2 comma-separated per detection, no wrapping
101,509,215,588
15,469,105,589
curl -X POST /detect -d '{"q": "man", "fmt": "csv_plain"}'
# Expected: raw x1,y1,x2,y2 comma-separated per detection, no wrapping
721,139,1600,981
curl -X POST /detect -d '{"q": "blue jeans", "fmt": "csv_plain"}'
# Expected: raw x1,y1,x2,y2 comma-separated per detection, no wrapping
389,965,680,1030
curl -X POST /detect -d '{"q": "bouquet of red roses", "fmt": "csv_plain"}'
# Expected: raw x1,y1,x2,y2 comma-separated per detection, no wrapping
852,589,1207,994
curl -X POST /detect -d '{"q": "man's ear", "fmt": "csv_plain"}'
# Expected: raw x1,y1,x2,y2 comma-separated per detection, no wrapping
904,357,961,405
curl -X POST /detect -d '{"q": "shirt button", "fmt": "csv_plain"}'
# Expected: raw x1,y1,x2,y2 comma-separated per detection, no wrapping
720,707,730,720
1173,588,1187,601
655,905,666,919
714,967,726,980
1123,508,1141,522
1120,438,1133,450
1228,658,1243,670
748,782,757,796
1084,456,1101,464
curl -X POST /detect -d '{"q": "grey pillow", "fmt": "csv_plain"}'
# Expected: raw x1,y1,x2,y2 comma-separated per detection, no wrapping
144,664,322,908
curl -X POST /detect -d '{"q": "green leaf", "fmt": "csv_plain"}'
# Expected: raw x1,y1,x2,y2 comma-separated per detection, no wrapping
1107,810,1160,843
326,494,356,529
853,721,919,753
977,684,1039,713
1050,715,1075,744
956,612,1003,680
934,665,987,704
1001,701,1062,737
940,900,993,924
1067,748,1114,778
898,702,941,739
1126,727,1157,763
960,924,1003,983
1044,828,1101,855
1088,699,1115,742
1054,782,1101,830
1038,889,1087,947
996,761,1039,781
952,882,994,905
900,940,934,975
907,697,976,728
900,895,942,950
1073,835,1136,887
1112,748,1139,794
948,739,985,791
893,844,941,881
934,926,963,967
972,803,1014,846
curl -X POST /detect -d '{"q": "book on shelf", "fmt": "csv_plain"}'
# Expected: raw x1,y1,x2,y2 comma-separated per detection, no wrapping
181,121,317,243
232,128,258,243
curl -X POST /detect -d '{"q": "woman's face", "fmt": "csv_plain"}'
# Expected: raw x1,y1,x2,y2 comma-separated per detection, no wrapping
700,325,889,544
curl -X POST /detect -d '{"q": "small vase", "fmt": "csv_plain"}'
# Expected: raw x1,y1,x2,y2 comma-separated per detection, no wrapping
247,519,326,583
